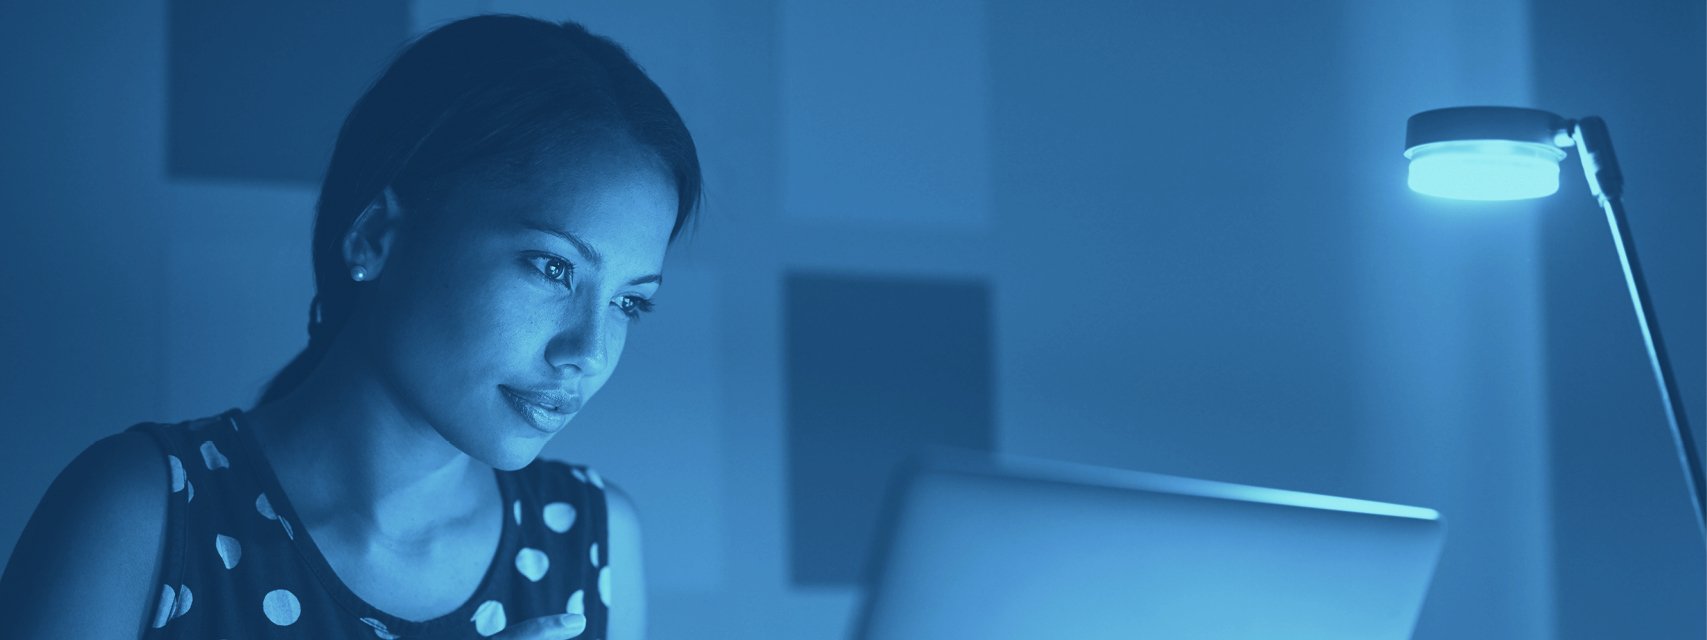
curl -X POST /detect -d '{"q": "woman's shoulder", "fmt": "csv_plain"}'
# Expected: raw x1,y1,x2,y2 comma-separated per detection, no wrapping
122,413,232,452
521,457,612,508
48,429,174,520
55,414,223,561
0,428,175,635
526,456,606,490
518,457,635,527
524,458,644,639
38,425,179,533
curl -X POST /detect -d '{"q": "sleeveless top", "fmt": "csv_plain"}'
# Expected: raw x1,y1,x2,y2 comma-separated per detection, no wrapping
124,409,612,639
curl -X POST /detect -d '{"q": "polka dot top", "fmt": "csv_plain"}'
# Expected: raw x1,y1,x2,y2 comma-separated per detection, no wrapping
124,409,612,639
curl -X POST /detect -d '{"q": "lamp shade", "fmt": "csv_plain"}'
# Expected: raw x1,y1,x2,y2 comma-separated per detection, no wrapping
1403,107,1571,201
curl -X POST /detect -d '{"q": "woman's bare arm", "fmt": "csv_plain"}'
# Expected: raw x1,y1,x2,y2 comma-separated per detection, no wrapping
0,431,171,638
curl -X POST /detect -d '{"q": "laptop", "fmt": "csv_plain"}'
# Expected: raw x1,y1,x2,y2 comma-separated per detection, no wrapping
850,447,1445,640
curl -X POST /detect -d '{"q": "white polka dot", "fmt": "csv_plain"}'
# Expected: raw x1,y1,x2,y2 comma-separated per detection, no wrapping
173,584,193,619
278,517,295,540
566,589,585,615
216,534,242,569
515,547,549,582
360,616,402,639
471,599,506,636
256,493,276,520
200,440,230,471
543,502,576,533
151,583,175,628
168,456,185,493
598,566,612,608
589,542,599,567
512,499,521,526
263,589,301,626
586,468,604,489
571,468,588,483
186,480,194,504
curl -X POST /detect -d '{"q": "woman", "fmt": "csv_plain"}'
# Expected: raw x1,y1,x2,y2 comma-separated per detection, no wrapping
0,14,701,639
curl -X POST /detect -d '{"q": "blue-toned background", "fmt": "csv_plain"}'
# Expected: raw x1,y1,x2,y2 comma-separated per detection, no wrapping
1,0,1701,637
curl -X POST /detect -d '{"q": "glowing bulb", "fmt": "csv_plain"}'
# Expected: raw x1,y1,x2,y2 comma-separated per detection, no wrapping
1404,139,1566,201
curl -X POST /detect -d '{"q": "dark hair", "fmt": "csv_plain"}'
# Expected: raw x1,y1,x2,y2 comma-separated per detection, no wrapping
256,14,703,406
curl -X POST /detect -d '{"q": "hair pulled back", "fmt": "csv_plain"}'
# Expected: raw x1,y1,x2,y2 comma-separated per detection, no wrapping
257,14,703,406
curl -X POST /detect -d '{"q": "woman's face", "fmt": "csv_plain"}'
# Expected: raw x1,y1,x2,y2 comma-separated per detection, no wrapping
361,141,677,470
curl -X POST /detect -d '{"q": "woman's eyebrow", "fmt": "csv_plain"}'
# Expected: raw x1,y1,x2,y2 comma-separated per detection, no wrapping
520,220,663,287
520,220,603,267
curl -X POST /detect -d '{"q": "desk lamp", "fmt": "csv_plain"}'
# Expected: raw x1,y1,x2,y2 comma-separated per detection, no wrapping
1404,106,1704,537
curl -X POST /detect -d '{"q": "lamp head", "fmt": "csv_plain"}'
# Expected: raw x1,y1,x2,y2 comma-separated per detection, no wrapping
1404,106,1573,201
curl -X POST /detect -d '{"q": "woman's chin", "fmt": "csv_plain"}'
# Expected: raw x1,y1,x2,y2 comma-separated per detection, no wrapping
484,443,546,472
452,427,550,472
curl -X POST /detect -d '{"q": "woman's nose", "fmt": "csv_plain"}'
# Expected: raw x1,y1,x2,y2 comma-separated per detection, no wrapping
544,306,610,376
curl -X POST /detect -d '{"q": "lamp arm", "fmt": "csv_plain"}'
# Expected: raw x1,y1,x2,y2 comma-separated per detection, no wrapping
1572,117,1707,539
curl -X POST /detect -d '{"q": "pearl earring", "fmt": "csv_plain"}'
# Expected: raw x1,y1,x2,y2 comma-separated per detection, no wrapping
350,265,369,282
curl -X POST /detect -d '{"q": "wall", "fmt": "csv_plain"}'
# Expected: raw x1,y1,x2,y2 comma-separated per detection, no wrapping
0,0,170,587
991,1,1552,637
1535,0,1707,637
1342,2,1559,637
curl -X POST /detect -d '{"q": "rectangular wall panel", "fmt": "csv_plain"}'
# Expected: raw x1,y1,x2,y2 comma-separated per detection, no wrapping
785,271,994,586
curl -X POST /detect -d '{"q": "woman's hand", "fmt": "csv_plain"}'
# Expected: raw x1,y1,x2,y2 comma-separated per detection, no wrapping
489,613,587,639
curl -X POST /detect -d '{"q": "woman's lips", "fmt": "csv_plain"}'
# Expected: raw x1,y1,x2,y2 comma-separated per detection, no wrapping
499,385,580,434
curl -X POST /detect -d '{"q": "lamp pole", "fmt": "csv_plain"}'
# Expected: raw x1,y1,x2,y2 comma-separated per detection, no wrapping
1570,116,1706,537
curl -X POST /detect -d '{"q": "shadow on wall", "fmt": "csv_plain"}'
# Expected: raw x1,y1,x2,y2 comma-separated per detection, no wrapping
785,271,995,587
170,0,410,184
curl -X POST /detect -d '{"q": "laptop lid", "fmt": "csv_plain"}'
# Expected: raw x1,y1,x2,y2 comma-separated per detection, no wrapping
851,448,1445,640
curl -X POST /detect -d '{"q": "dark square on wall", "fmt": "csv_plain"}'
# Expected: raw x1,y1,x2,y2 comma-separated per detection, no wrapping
168,0,409,183
785,271,994,587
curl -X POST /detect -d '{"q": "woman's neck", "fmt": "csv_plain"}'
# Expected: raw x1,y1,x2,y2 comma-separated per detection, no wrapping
243,336,491,547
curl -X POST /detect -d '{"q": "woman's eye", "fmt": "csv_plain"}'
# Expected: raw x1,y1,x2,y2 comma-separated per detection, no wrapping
527,255,574,287
615,295,655,320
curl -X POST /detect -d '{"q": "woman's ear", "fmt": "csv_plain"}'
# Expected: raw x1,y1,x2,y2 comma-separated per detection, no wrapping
342,186,406,281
